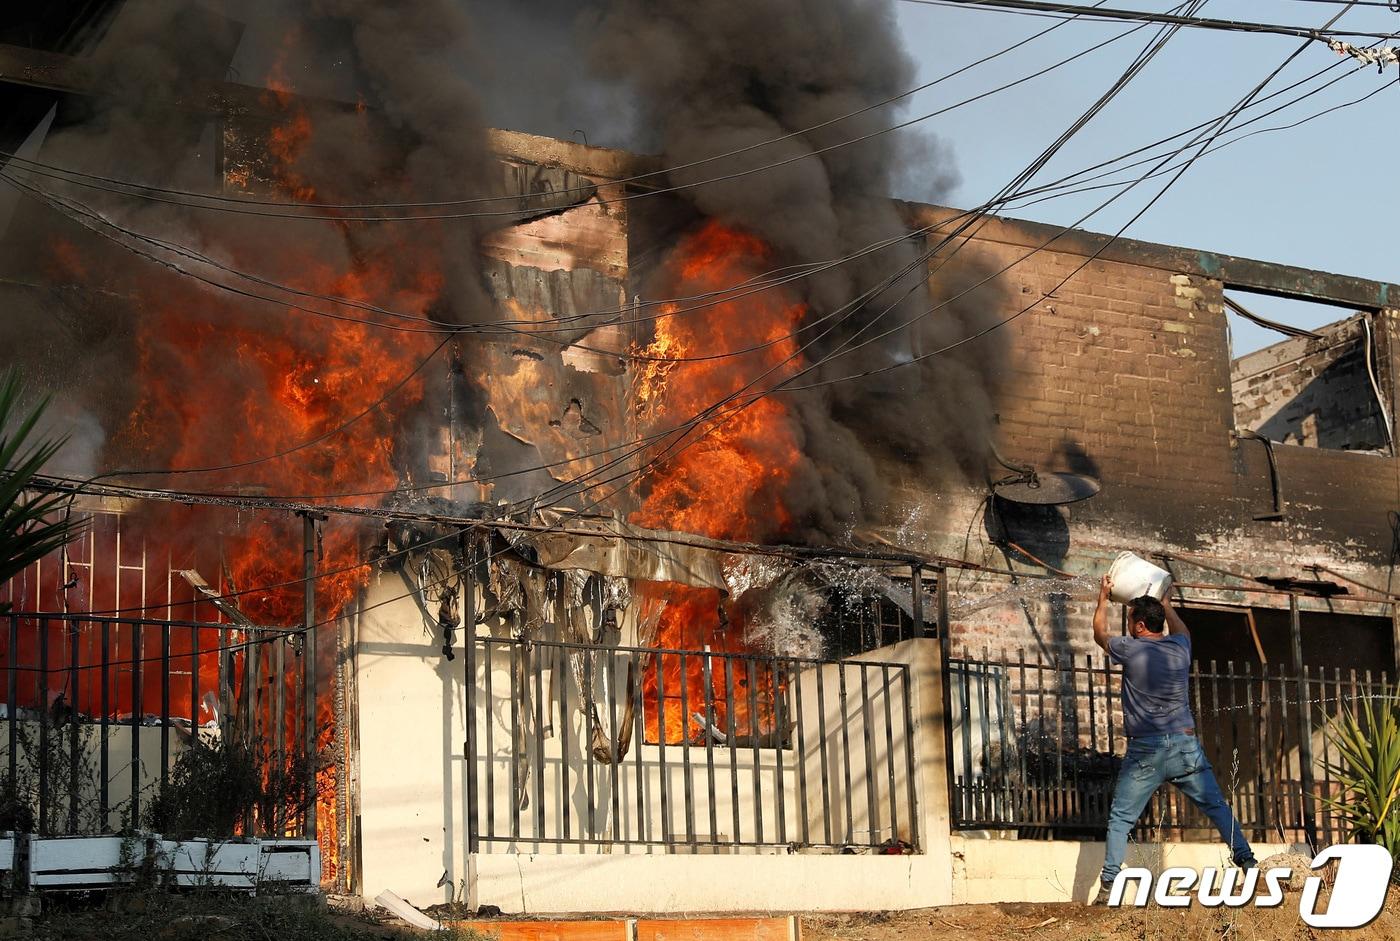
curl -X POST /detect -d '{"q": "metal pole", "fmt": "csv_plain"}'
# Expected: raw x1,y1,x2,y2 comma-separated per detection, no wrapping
1290,595,1318,849
937,567,958,829
911,565,925,638
302,512,319,841
464,535,478,854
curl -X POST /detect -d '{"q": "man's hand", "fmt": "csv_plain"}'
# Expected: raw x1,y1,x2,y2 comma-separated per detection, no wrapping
1093,574,1113,652
1163,589,1190,639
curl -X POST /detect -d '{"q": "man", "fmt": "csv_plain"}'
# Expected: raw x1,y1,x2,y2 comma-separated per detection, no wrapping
1092,574,1256,898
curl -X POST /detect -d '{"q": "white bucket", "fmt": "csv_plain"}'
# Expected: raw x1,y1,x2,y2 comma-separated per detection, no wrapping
1107,551,1173,603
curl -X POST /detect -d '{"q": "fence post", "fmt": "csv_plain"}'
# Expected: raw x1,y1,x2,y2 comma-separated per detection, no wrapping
464,534,478,854
936,567,958,830
911,564,924,637
302,511,319,841
1290,595,1318,849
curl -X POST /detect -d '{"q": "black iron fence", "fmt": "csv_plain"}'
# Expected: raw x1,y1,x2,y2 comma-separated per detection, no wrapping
948,649,1391,845
1,612,313,837
465,635,920,853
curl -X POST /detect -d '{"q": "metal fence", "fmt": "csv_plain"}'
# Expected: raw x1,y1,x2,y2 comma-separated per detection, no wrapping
465,635,920,853
1,612,312,837
948,649,1391,845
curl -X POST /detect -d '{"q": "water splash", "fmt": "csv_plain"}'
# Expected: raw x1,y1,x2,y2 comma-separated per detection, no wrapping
949,572,1100,617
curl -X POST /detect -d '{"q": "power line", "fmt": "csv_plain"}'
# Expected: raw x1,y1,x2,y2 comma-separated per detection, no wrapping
520,2,1209,520
35,3,1355,509
19,28,1365,506
0,5,1096,217
532,1,1368,521
898,0,1397,41
0,12,1146,226
16,5,1372,529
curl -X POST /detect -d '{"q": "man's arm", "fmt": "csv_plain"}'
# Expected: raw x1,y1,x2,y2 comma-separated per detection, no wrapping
1163,593,1191,639
1092,574,1113,652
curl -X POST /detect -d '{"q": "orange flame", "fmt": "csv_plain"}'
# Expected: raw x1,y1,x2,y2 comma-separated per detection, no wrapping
103,70,441,883
631,222,806,744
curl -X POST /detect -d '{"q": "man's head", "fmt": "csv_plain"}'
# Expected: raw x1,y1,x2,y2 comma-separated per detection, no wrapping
1127,596,1166,637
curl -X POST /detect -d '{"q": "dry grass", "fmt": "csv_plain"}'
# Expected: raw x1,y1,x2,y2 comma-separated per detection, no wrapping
804,885,1400,941
25,893,490,941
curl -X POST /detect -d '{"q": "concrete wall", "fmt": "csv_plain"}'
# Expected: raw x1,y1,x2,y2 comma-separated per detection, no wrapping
353,580,954,911
949,835,1297,904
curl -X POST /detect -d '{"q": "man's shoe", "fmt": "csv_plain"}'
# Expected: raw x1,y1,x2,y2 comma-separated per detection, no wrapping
1087,882,1115,907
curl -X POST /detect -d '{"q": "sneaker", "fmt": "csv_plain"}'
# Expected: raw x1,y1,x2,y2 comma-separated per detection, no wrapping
1088,882,1115,907
1233,854,1258,869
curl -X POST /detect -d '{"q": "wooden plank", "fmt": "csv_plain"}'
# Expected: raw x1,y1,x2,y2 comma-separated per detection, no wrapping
443,921,629,941
637,917,796,941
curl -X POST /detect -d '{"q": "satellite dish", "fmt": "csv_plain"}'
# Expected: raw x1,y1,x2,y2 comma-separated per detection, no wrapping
993,472,1101,505
988,444,1101,506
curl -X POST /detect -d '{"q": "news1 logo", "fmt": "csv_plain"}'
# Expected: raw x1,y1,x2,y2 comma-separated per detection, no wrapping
1107,844,1394,928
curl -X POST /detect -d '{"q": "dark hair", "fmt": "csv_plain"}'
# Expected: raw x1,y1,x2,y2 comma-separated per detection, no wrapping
1128,596,1166,633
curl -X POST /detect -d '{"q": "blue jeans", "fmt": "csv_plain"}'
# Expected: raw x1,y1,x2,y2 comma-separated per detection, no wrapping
1101,732,1256,885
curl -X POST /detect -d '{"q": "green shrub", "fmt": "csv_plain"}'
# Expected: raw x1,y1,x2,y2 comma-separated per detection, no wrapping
1321,692,1400,857
147,737,312,839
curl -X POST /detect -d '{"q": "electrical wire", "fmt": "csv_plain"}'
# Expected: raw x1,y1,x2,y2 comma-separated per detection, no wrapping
16,20,1370,507
530,1,1368,520
898,0,1396,41
517,2,1209,519
10,5,1372,560
0,4,1098,216
32,0,1366,506
0,8,1212,226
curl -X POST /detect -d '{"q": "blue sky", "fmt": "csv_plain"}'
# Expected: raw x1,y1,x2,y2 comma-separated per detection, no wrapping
893,0,1400,353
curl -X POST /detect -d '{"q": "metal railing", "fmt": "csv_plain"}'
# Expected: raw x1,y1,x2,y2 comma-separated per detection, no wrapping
948,649,1391,845
465,635,920,853
1,612,310,836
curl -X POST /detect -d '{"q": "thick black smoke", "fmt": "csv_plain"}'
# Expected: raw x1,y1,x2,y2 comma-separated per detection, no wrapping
1,0,1008,538
586,0,1010,538
0,0,503,477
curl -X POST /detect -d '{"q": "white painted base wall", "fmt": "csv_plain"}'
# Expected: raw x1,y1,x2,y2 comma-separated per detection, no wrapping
462,837,1298,913
354,583,1289,914
472,852,945,914
949,835,1297,904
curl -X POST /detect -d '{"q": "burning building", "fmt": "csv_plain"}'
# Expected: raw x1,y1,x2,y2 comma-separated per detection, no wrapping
2,0,1399,915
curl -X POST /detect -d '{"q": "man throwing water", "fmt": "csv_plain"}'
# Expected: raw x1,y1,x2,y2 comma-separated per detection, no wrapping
1092,574,1256,900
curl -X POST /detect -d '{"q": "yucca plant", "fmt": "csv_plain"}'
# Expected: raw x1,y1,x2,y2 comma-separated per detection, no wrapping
1321,692,1400,858
0,367,86,614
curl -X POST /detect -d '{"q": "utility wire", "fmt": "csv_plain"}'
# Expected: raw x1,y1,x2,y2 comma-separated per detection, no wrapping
10,5,1372,537
17,28,1364,504
32,4,1370,505
0,5,1096,216
519,3,1208,519
0,12,1145,225
898,0,1396,41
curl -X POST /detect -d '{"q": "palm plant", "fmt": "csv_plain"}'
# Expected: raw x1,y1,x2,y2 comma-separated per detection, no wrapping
1321,691,1400,857
0,368,86,614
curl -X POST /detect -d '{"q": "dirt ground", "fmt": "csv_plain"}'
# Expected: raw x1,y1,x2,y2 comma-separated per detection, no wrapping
802,887,1400,941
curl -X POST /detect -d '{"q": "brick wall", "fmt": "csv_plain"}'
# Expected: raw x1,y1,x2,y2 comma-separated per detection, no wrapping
1230,315,1389,451
887,206,1400,663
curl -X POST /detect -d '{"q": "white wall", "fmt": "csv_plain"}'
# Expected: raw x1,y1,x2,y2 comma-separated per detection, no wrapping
352,579,953,910
0,718,195,832
950,835,1298,904
356,586,1289,914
